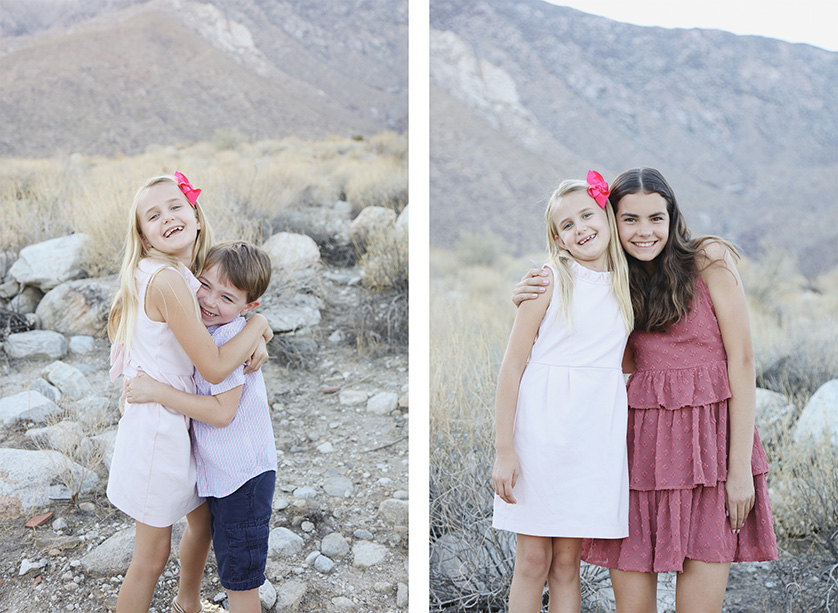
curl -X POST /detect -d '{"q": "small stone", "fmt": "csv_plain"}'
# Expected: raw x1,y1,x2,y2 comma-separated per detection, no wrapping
317,441,334,453
353,529,374,540
320,532,350,558
373,582,390,593
294,486,317,499
272,495,290,510
52,518,69,531
301,521,315,533
19,559,47,576
352,541,388,568
331,596,355,608
397,582,408,607
339,390,368,406
305,551,320,565
393,490,408,500
324,475,354,497
78,502,95,512
314,554,335,574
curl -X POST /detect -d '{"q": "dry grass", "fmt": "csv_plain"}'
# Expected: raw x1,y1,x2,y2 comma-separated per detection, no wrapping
429,247,838,610
0,132,408,278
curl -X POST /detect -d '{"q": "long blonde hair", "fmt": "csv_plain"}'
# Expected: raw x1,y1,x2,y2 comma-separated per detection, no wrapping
544,179,633,333
107,175,214,354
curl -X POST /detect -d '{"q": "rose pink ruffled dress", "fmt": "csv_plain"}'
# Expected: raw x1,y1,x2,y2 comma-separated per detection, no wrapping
493,261,630,538
581,276,778,572
107,259,203,528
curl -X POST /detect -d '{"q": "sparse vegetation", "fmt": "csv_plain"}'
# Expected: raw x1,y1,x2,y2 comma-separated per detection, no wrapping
429,247,838,611
0,132,408,278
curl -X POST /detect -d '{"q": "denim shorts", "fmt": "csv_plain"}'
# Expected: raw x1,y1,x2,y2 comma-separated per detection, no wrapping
207,470,275,591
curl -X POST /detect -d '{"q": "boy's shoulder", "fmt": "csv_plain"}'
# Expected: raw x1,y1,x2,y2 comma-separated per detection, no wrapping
209,315,248,343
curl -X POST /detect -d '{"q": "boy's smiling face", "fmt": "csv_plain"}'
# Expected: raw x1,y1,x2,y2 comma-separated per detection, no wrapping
196,264,259,327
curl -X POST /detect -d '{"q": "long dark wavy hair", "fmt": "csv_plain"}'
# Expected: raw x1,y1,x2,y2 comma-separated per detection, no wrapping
610,168,735,332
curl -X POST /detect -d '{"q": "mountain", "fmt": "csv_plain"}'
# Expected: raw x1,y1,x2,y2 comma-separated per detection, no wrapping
0,0,407,156
430,0,838,276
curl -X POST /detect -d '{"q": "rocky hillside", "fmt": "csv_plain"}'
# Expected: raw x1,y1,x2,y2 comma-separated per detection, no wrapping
430,0,838,276
0,206,410,611
0,0,407,156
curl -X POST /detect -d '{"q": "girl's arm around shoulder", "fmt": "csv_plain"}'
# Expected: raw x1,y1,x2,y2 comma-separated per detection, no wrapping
145,267,272,384
697,240,751,356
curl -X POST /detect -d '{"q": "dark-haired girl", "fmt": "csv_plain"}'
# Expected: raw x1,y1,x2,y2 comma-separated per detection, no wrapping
513,168,777,612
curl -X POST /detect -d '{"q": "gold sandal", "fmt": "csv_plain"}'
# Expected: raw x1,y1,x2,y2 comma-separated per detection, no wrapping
171,598,204,613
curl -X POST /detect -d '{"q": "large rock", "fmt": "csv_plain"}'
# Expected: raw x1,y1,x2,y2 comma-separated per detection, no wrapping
349,206,397,253
268,527,304,557
0,390,60,425
8,285,44,314
36,277,116,337
755,388,795,447
4,330,68,360
43,360,92,400
8,234,89,291
261,232,321,279
25,421,85,454
0,448,99,520
260,294,321,332
80,519,187,575
794,379,838,446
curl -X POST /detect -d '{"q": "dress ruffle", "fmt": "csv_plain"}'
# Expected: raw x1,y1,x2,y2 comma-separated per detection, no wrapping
627,360,731,410
629,401,770,491
582,472,778,573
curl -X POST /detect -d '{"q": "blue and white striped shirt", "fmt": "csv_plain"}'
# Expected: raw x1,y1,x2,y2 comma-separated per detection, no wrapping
190,316,278,498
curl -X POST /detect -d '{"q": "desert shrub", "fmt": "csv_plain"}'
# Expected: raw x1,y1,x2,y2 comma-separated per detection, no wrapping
768,434,838,611
344,156,408,215
213,128,246,151
455,229,510,268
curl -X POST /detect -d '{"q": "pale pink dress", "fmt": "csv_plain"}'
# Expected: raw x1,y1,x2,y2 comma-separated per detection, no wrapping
492,261,630,538
107,259,203,528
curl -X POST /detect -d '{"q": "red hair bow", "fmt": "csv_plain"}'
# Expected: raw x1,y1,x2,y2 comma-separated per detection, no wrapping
586,170,609,209
175,171,201,207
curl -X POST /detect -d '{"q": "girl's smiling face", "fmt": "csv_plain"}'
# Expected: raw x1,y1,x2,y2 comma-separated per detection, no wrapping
136,183,201,264
552,191,611,271
615,191,670,265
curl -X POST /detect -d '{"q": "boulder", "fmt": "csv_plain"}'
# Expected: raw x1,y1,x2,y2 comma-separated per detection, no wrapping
260,294,321,332
261,232,321,279
43,361,92,400
8,234,89,291
4,330,68,360
36,277,116,337
8,286,44,314
794,379,838,446
0,390,60,426
349,206,397,253
755,388,795,447
0,448,99,520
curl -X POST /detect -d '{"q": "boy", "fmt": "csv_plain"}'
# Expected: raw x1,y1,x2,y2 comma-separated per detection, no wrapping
126,240,277,613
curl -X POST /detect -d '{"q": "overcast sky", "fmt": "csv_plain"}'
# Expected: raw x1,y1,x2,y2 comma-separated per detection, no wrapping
543,0,838,52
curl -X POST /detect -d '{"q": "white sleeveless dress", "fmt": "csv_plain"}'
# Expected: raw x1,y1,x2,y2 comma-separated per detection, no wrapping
107,259,203,527
492,261,630,538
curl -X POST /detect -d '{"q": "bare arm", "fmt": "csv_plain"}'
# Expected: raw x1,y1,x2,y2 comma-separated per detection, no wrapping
125,371,242,428
512,267,551,307
492,269,553,504
700,241,755,532
146,268,273,384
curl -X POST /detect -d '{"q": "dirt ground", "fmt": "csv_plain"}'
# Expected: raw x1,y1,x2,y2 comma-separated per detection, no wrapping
0,280,409,612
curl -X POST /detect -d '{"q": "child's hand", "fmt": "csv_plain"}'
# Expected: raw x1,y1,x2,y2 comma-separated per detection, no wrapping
724,468,755,533
125,371,164,405
492,451,520,504
244,337,269,374
512,268,549,307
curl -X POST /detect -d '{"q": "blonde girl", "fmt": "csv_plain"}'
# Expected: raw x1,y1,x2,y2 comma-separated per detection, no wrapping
492,172,633,612
107,173,273,613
